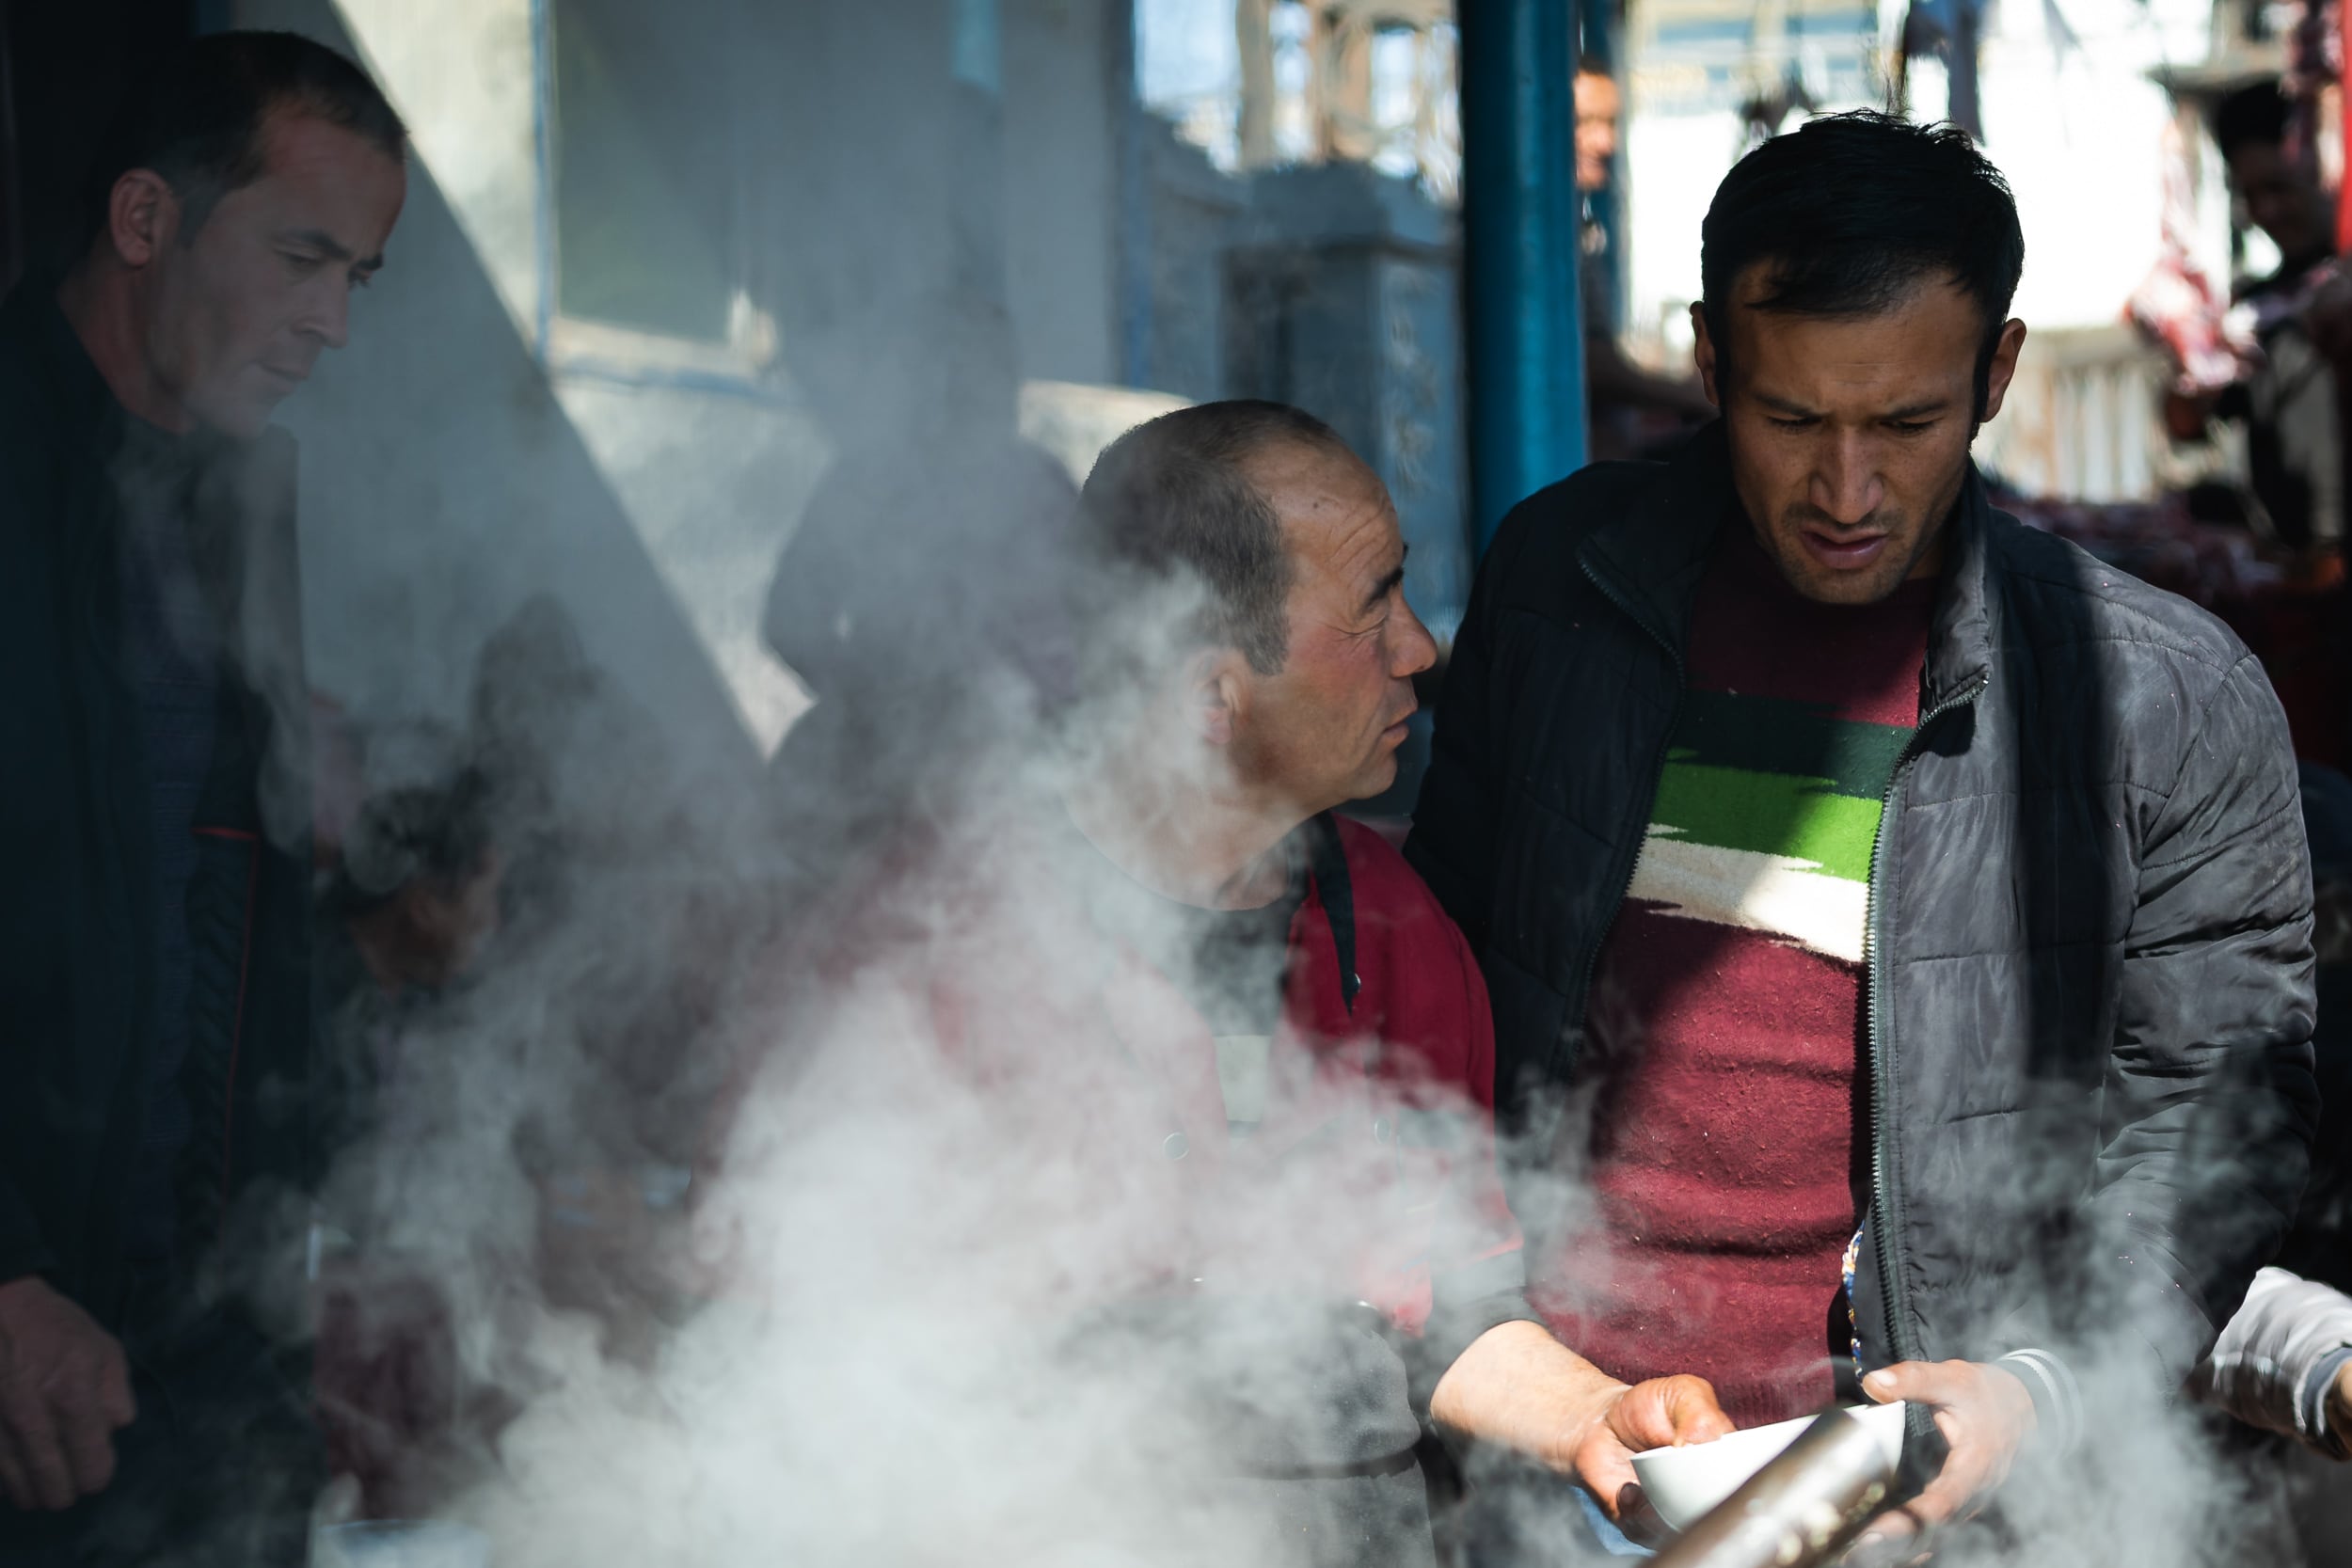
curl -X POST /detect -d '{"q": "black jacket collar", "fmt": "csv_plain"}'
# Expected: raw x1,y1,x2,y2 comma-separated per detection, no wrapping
1576,420,1998,707
0,279,131,464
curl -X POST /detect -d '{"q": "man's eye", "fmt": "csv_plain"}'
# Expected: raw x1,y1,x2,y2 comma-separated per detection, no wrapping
1767,416,1819,431
1885,420,1935,436
280,251,322,273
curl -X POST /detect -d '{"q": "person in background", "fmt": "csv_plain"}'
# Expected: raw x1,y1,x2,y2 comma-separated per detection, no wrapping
1575,64,1714,462
0,33,405,1567
1411,113,2317,1557
2167,80,2344,582
760,291,1083,896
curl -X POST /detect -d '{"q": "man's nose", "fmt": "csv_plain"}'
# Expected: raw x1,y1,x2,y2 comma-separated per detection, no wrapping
1809,432,1884,526
1393,596,1438,679
302,278,352,350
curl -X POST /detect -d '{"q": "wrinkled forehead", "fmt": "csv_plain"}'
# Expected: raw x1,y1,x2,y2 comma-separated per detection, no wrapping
1243,437,1386,523
1242,439,1397,581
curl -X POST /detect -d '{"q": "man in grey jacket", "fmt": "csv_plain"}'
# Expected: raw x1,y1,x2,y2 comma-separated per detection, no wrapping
1411,113,2318,1552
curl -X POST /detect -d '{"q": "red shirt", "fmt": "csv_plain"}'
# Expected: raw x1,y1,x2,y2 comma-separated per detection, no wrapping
728,809,1524,1339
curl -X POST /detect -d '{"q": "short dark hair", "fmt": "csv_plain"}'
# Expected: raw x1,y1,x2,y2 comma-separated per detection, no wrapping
1077,400,1352,675
86,31,406,245
2214,81,2294,163
1700,111,2025,418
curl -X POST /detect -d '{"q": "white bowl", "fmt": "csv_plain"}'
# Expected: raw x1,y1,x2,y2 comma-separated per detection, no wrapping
1629,1402,1908,1532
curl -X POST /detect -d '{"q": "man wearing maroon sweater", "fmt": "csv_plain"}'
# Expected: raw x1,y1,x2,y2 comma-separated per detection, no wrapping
1412,113,2319,1552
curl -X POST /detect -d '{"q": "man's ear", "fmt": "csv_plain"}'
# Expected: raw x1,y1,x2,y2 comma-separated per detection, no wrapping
1690,302,1722,407
106,169,179,269
1188,648,1250,749
1978,318,2030,424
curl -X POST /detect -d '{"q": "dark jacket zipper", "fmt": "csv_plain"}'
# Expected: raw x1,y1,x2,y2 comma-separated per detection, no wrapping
1863,673,1989,1393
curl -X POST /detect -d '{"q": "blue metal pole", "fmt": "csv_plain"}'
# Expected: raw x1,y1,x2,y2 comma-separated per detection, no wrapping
1461,0,1588,556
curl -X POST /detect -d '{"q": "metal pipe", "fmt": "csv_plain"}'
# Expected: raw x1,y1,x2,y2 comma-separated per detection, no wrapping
1459,0,1589,556
1648,1409,1897,1568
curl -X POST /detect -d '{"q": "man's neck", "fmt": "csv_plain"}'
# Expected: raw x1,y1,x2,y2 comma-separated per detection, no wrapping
55,261,193,435
1065,749,1304,911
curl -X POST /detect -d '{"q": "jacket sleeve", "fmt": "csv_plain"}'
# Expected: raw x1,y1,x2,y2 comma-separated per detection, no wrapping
2190,1267,2352,1459
0,1174,56,1285
2097,652,2319,1401
1405,497,1543,953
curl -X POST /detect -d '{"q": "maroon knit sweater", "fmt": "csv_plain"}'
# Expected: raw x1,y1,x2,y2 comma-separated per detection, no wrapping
1534,528,1934,1428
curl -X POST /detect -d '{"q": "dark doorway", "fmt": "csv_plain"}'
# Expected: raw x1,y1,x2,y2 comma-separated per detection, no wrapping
0,0,196,293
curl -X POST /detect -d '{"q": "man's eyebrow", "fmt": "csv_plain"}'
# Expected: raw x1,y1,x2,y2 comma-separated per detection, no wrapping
1360,544,1409,613
1752,388,1954,421
282,227,384,271
280,227,353,260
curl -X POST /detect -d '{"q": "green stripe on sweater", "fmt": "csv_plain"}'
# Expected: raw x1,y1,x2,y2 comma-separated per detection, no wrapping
1652,761,1883,883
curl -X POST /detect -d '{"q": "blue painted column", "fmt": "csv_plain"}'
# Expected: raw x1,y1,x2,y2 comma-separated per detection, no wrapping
1460,0,1588,556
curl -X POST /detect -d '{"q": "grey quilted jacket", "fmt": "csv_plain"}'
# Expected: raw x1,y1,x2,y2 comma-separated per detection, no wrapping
1407,426,2320,1430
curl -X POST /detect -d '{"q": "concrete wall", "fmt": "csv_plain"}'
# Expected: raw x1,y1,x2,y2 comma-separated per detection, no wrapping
231,0,1144,777
1004,0,1122,386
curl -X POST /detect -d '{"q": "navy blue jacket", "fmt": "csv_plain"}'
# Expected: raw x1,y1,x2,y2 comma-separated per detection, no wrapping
0,284,315,1326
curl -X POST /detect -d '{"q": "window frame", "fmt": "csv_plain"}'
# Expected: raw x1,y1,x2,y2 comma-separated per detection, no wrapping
528,0,788,399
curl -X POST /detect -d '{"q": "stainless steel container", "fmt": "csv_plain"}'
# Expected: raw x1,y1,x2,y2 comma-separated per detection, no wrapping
1648,1408,1898,1568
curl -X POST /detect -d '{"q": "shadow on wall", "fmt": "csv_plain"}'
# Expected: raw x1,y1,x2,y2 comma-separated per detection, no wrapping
228,0,769,792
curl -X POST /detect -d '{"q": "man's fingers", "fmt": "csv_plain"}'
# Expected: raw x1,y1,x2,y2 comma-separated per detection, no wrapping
0,1422,36,1512
1613,1482,1671,1546
94,1349,135,1431
1899,1467,1973,1529
1661,1377,1736,1444
6,1397,75,1512
56,1394,119,1499
1860,1506,1921,1542
1607,1374,1732,1452
1574,1432,1639,1516
1861,1358,1966,1406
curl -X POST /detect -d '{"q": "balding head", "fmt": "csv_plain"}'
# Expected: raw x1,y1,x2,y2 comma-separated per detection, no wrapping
1077,400,1359,674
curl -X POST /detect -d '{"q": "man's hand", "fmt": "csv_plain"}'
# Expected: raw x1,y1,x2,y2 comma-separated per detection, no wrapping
1428,1320,1733,1528
1852,1358,2036,1550
0,1276,136,1512
1564,1373,1740,1527
2330,1358,2352,1443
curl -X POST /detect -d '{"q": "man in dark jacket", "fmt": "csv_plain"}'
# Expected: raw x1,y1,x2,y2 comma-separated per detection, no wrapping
1410,113,2318,1551
0,33,405,1566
